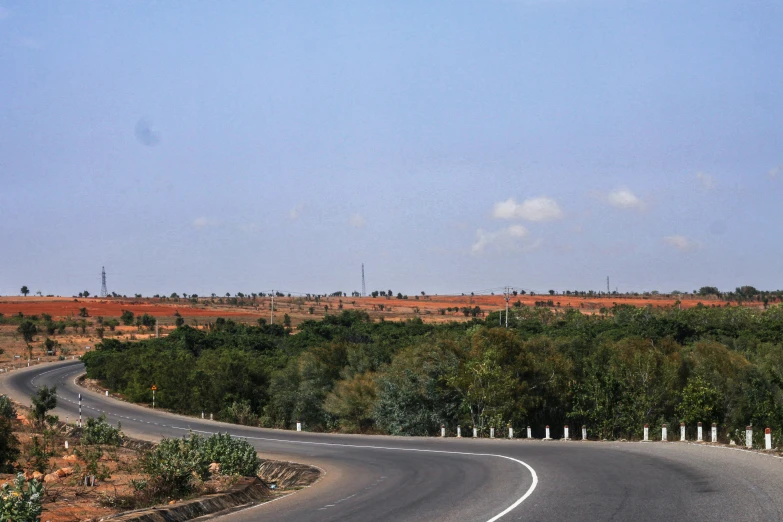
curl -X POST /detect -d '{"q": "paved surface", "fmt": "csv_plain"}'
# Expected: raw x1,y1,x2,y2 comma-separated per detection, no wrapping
2,361,782,521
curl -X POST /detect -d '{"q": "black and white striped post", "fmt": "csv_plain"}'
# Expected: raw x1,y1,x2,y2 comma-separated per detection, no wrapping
78,393,82,427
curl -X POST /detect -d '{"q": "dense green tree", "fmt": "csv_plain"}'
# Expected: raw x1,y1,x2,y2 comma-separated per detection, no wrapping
20,286,29,297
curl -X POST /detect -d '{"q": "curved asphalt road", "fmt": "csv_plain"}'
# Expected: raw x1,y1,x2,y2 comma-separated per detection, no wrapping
2,361,783,521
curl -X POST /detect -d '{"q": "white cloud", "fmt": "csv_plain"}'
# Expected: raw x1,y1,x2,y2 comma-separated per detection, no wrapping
349,213,365,228
695,172,715,190
769,166,781,180
492,196,563,222
471,225,537,254
606,188,645,210
192,217,216,229
289,204,304,220
663,235,700,252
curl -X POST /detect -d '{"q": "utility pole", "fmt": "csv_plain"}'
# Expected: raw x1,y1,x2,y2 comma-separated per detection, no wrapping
607,276,610,295
270,291,274,324
504,287,511,328
362,264,366,297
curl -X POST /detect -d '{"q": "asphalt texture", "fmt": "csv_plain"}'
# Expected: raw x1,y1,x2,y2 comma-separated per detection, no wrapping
2,361,782,522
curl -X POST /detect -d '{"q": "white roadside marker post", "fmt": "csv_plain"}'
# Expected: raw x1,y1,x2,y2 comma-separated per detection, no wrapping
711,423,717,443
527,426,532,439
457,425,461,438
564,425,570,441
473,426,477,438
582,425,587,441
490,427,495,439
210,413,213,421
296,421,302,432
765,428,772,450
746,426,753,448
680,422,686,441
643,424,649,442
662,424,668,442
508,425,513,439
544,425,552,440
441,424,446,437
697,422,703,442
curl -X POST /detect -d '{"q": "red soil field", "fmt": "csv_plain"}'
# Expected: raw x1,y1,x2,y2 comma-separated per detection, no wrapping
0,293,744,322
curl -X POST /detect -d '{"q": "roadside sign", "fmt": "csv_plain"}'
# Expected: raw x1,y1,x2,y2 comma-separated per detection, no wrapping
151,385,157,391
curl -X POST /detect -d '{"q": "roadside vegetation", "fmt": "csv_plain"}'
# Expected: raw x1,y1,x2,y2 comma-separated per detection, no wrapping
0,384,261,522
82,304,783,446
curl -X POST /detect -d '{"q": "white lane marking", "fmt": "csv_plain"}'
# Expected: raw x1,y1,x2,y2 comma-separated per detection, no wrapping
29,364,539,521
158,425,538,522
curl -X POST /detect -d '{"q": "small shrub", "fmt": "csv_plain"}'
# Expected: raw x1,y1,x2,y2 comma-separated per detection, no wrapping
0,474,43,522
82,414,122,446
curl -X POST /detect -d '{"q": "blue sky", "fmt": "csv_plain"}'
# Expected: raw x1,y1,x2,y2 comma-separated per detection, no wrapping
1,1,781,297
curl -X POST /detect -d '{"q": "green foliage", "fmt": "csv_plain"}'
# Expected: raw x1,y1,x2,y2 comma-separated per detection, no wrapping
0,396,19,473
120,310,135,326
83,306,783,439
17,321,37,344
30,386,57,429
82,414,122,446
141,433,258,498
27,437,54,474
0,474,43,522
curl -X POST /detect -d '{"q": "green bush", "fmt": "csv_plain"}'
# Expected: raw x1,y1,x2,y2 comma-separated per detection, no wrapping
82,414,122,446
141,433,258,499
0,474,43,522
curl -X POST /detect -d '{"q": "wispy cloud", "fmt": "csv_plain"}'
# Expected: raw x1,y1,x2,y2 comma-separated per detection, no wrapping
471,225,539,254
349,213,365,228
604,188,645,210
663,235,701,252
695,171,715,190
289,204,304,220
492,196,563,222
192,217,217,229
769,166,781,180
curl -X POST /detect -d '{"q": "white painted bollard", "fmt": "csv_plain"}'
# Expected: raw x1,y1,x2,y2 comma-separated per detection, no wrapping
746,426,753,448
27,360,30,367
711,423,717,443
582,425,587,441
662,424,668,442
210,413,213,421
697,422,703,442
457,425,461,438
65,441,68,450
201,411,204,419
765,428,772,450
527,426,532,439
441,424,446,437
680,422,686,441
490,427,495,439
508,425,513,439
643,424,649,442
296,421,302,432
544,425,551,440
564,425,570,441
473,427,477,438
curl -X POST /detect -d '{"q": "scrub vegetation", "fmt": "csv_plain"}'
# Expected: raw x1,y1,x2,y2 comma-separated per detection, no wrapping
82,305,783,445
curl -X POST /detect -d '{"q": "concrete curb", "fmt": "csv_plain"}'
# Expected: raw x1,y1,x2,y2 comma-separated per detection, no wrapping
101,477,272,522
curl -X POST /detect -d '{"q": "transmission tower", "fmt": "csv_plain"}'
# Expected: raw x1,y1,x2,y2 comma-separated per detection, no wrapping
361,264,366,297
100,267,108,297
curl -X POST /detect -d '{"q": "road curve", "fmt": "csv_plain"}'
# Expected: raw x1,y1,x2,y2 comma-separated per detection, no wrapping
2,361,783,521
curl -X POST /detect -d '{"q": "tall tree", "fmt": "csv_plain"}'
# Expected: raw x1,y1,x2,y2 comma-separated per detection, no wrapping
20,286,29,297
